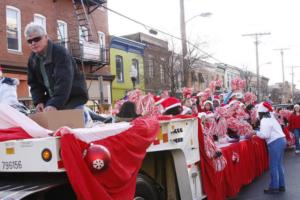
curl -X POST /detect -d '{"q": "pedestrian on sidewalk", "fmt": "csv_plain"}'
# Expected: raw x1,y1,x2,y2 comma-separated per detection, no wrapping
255,102,286,194
288,104,300,154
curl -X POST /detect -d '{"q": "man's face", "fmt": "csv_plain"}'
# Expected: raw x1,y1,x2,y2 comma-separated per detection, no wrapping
27,32,48,54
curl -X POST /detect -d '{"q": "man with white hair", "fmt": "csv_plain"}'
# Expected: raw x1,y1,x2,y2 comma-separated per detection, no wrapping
25,22,89,114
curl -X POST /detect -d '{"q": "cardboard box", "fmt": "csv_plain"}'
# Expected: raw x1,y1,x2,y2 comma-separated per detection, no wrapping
29,109,84,130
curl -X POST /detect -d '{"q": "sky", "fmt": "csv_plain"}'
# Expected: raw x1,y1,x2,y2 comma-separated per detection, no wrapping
107,0,300,89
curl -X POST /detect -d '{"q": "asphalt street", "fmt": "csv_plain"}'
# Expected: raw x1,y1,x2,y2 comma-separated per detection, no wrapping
231,149,300,200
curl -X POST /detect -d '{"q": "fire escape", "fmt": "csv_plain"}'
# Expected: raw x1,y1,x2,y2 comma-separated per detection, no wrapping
57,0,109,72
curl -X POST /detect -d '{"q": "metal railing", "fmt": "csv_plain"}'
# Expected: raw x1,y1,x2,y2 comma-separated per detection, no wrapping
56,39,109,65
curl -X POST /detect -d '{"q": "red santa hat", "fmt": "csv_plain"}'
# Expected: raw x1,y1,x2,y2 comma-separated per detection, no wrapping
160,97,181,112
213,95,221,104
257,101,273,113
153,95,164,105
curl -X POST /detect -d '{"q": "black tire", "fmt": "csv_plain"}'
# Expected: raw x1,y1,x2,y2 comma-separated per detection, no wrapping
134,174,160,200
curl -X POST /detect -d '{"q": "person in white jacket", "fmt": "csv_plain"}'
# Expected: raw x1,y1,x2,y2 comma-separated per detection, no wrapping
256,101,286,194
0,67,29,114
130,65,138,89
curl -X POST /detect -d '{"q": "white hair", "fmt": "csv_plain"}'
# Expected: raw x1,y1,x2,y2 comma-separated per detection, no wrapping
24,22,47,38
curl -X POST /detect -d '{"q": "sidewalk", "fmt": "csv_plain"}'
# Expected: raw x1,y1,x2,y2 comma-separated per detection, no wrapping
232,149,300,200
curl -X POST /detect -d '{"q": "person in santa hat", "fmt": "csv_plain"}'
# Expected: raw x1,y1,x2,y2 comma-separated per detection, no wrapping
160,97,183,115
212,95,221,109
0,67,29,114
287,104,300,154
203,100,214,113
255,101,286,194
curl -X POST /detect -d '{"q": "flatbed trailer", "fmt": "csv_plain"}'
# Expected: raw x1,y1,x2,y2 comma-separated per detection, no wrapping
0,117,206,200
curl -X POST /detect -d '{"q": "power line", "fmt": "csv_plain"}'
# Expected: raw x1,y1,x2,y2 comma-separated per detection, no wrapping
100,4,223,63
242,32,271,101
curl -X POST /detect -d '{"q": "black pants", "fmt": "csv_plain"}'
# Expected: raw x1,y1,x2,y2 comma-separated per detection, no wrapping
131,77,137,89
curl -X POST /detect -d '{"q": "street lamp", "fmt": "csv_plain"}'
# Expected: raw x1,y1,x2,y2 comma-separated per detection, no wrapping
185,12,212,24
180,0,212,87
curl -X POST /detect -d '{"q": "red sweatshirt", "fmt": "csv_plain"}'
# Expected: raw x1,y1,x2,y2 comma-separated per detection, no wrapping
288,113,300,131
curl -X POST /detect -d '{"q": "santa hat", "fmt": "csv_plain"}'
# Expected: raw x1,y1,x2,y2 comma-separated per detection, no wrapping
294,104,300,109
257,101,273,113
153,95,164,105
213,95,221,104
160,97,181,112
230,92,243,100
203,100,213,106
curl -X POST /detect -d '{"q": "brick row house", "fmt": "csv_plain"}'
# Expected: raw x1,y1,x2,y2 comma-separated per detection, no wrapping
123,33,172,94
0,0,113,109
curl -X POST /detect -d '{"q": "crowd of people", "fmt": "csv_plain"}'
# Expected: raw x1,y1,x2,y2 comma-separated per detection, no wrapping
112,76,300,195
0,22,299,195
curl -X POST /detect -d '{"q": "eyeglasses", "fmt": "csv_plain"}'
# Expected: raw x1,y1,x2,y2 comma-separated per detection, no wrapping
27,36,42,44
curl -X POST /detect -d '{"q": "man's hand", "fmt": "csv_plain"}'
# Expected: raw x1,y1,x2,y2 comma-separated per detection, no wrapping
36,103,44,112
44,106,57,112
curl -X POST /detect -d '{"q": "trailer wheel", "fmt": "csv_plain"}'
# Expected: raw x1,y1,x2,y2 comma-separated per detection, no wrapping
134,174,161,200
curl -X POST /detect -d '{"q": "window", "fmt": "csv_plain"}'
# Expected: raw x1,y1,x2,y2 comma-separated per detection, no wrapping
57,20,68,48
34,14,46,32
79,26,88,42
191,71,197,82
148,55,154,78
132,59,139,83
160,57,166,83
98,31,105,48
98,31,106,60
160,64,164,82
198,73,205,83
6,6,21,52
116,56,124,82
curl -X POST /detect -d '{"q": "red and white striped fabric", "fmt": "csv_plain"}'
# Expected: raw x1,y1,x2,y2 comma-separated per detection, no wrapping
203,133,227,172
0,103,50,141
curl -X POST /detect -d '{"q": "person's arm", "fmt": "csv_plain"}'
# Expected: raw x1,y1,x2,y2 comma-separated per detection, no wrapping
256,118,272,139
46,48,74,109
27,58,47,106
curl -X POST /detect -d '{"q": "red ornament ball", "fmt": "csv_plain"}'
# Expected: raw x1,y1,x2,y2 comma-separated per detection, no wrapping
84,144,111,173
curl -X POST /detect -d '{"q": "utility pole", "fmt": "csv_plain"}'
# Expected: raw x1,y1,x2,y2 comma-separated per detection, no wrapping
289,66,300,103
179,0,188,87
242,32,271,102
273,48,289,103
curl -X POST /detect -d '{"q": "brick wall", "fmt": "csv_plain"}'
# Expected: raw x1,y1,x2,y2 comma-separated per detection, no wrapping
0,0,109,98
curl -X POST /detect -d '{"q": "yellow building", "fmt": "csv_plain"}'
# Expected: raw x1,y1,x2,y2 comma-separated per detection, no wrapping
110,36,146,103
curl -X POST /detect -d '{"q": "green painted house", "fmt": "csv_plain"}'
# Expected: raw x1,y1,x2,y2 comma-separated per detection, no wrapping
110,36,146,103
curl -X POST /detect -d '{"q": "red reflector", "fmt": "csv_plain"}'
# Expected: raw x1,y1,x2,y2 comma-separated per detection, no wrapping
58,160,64,169
153,140,160,145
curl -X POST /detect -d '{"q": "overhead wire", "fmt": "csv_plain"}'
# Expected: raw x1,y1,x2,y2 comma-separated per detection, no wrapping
100,4,224,64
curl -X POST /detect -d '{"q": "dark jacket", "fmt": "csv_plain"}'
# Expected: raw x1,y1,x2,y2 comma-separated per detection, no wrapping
27,40,88,110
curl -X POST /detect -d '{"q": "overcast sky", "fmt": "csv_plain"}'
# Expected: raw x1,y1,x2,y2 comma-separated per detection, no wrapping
107,0,300,88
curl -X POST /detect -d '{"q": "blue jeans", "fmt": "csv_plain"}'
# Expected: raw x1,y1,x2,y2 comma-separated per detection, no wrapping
293,128,300,150
268,137,286,189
